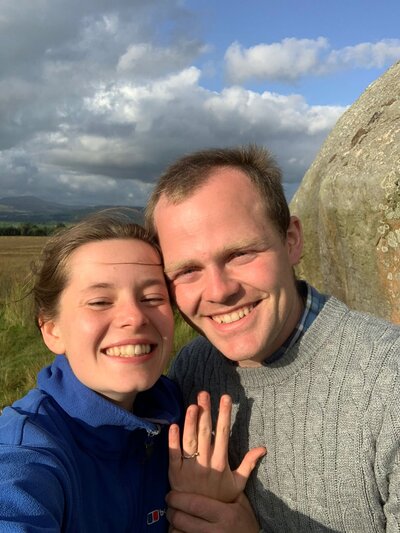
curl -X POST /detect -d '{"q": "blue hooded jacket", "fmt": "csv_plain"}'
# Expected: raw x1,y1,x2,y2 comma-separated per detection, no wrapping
0,355,182,532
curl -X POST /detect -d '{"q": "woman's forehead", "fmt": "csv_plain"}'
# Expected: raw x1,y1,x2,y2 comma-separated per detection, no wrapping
68,238,161,266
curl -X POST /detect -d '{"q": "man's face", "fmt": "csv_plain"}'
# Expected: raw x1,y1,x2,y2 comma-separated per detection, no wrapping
154,167,304,367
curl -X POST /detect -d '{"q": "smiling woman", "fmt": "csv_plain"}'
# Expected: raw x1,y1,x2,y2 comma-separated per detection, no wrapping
0,209,182,532
40,238,174,410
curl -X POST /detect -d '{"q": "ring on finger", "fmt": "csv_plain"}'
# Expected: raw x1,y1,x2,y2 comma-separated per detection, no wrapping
181,451,200,459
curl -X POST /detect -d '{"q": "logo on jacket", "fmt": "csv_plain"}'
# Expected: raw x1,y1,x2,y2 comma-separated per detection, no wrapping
147,508,166,525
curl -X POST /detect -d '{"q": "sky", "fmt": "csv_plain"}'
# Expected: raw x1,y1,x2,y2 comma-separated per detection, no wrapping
1,0,399,207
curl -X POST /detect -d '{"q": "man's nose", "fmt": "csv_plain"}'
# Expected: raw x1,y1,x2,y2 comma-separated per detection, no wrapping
202,266,240,303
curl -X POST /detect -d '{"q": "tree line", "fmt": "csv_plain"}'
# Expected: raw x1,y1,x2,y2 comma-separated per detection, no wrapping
0,223,66,236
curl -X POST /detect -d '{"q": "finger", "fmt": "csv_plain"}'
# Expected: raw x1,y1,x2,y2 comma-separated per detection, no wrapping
182,404,199,457
196,391,212,464
166,491,260,533
167,506,212,533
166,490,224,523
233,446,267,491
168,527,185,533
168,424,182,470
212,394,232,470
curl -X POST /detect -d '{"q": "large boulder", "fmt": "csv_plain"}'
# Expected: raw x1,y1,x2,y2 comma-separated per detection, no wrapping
290,61,400,323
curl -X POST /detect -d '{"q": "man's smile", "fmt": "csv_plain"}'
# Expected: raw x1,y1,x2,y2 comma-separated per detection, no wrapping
210,303,258,324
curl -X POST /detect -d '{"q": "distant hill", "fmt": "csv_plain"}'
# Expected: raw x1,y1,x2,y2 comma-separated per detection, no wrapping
0,196,144,224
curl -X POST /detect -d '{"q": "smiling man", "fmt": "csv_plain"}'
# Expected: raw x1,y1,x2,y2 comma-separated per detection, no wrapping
145,145,400,533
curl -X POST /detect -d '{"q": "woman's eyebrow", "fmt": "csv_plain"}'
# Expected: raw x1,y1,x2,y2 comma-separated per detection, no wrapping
80,277,167,292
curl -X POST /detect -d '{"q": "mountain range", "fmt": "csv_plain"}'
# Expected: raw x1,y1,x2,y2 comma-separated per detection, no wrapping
0,196,144,224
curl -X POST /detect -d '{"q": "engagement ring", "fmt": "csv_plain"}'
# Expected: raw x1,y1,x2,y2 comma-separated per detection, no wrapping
181,451,200,459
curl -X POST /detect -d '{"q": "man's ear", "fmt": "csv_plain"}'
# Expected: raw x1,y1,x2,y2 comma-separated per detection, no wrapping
286,215,303,266
40,320,66,355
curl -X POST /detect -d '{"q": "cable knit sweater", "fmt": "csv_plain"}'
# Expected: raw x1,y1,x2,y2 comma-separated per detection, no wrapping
168,296,400,532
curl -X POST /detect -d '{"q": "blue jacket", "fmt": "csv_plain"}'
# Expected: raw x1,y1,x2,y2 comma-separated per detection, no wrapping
0,355,182,532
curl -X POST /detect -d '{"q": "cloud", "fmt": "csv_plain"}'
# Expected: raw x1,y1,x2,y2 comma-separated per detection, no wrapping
0,60,344,205
117,41,208,79
325,39,400,71
225,37,400,83
36,69,344,198
225,38,329,83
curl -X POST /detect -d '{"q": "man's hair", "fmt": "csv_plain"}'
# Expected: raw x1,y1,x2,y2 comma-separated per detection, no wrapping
145,144,290,238
32,208,158,327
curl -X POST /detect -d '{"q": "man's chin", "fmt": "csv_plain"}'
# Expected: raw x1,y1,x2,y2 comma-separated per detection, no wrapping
210,340,265,367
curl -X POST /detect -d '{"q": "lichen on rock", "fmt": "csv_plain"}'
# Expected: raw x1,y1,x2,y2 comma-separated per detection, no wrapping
291,61,400,323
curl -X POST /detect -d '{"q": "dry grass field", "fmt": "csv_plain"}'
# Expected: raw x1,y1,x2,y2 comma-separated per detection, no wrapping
0,236,48,302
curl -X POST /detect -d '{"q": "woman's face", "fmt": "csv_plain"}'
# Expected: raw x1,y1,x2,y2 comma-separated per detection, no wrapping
41,238,174,410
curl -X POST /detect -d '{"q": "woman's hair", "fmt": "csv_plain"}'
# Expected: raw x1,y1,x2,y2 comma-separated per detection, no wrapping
33,208,157,327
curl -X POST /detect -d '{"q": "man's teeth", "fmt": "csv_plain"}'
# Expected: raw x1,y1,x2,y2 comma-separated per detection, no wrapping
105,344,152,357
212,305,254,324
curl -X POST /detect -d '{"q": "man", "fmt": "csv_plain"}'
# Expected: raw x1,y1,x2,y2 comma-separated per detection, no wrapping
145,145,400,532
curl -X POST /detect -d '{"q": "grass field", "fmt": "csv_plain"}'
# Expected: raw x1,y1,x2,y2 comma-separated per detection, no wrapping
0,236,47,304
0,235,196,409
0,236,53,408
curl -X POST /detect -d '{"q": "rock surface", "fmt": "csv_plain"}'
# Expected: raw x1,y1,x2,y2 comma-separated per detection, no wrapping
290,61,400,323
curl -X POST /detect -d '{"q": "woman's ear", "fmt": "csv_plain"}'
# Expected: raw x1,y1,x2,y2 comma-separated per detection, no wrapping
286,215,303,266
40,320,65,355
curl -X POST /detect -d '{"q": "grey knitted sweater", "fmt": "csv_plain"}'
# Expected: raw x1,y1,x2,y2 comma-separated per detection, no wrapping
169,297,400,532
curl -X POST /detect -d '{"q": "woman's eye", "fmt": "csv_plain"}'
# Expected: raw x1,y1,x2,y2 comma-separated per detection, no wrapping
87,300,111,308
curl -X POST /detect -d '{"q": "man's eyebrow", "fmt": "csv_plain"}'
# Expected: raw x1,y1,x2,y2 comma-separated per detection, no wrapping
163,260,199,274
163,239,266,273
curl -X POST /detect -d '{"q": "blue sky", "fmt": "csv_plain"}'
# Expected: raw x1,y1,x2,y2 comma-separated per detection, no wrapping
188,0,400,103
0,0,399,206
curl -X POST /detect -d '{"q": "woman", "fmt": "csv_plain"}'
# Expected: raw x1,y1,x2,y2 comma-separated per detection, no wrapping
0,209,265,532
0,210,181,531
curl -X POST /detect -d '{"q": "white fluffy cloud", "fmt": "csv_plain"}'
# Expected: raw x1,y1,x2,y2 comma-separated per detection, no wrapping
325,39,400,71
225,38,329,83
225,37,400,83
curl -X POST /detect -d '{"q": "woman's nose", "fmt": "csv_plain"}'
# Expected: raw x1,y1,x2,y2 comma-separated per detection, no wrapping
115,300,149,328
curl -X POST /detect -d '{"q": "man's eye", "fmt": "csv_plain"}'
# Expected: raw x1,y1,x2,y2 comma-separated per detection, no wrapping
229,251,256,264
171,268,199,283
142,295,168,306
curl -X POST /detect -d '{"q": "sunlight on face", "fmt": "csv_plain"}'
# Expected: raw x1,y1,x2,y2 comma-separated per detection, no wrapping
154,168,303,366
41,239,174,410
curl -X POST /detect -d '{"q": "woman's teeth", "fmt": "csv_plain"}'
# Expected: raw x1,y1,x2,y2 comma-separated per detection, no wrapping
105,344,152,357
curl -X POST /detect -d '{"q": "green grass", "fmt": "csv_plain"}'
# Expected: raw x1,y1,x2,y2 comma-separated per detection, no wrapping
0,274,54,409
0,321,54,409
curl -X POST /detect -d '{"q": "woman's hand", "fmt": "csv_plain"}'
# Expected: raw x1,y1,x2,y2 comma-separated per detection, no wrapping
168,391,266,503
